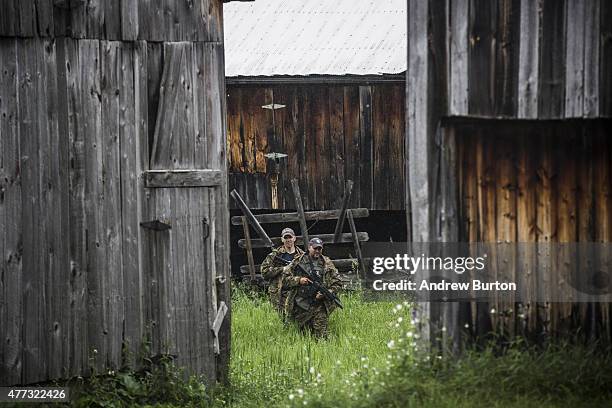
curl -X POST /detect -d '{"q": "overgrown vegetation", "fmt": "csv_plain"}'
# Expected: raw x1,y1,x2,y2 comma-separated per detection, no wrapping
68,284,612,407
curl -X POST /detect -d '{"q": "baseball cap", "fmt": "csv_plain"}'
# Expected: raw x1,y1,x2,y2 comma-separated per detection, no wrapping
309,237,324,248
281,227,296,237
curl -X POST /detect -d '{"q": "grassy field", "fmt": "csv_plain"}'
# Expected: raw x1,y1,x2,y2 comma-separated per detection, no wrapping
70,284,612,407
223,285,612,408
224,285,409,407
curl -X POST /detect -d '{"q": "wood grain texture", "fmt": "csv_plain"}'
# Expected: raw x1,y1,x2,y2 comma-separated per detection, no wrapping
226,83,405,210
1,0,222,41
565,0,586,117
238,232,370,249
453,119,612,339
19,39,48,383
230,208,369,225
145,170,223,187
1,0,230,384
601,0,612,116
0,38,22,385
449,0,469,115
518,0,540,118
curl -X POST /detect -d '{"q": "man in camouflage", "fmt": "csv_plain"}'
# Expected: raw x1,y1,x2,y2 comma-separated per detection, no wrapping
283,237,342,339
260,227,304,314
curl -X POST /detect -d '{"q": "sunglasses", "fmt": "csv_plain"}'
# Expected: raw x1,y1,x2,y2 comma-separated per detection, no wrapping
282,235,294,239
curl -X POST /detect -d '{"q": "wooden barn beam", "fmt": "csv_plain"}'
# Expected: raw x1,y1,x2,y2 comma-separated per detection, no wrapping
231,189,274,247
291,179,310,251
241,217,257,280
238,232,369,249
347,210,367,278
333,180,354,243
230,207,369,225
144,169,222,188
239,258,370,275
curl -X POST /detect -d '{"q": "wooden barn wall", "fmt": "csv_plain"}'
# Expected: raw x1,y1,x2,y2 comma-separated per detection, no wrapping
0,0,223,42
450,119,612,340
407,0,611,345
227,84,406,211
444,0,612,119
409,0,612,239
0,35,229,385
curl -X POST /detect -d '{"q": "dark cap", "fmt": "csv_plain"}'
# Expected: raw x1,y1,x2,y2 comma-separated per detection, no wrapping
309,237,324,248
281,227,295,237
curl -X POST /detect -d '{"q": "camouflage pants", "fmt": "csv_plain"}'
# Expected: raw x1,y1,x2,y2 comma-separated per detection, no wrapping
268,288,288,316
290,303,330,339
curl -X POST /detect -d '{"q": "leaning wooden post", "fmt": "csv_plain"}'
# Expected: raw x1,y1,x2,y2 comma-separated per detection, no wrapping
290,179,309,252
231,189,273,247
333,180,354,243
347,209,366,278
241,217,257,281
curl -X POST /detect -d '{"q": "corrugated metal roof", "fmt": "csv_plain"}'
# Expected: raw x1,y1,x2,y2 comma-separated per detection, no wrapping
223,0,407,77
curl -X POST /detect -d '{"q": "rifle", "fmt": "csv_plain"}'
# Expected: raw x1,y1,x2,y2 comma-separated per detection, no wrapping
274,255,344,309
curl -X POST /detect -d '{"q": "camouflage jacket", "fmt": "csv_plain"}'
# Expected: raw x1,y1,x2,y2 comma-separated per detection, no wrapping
260,245,304,298
282,253,342,315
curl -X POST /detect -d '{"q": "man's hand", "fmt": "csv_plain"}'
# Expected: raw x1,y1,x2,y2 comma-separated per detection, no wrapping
299,277,312,285
315,292,324,300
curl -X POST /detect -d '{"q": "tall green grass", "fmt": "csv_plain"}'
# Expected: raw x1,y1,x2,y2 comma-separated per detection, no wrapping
227,285,612,408
69,285,612,407
226,285,407,407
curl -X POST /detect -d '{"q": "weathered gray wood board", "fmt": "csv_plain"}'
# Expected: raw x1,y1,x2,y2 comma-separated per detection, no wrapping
428,0,610,124
0,35,229,385
0,0,224,42
238,232,369,249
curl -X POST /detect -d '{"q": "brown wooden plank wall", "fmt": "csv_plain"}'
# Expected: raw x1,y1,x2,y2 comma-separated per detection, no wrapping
0,36,228,385
0,0,223,42
453,119,612,340
227,84,406,211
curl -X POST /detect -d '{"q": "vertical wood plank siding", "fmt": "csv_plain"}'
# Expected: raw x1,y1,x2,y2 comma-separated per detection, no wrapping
408,0,611,345
0,0,223,42
452,119,612,339
227,84,406,210
0,0,229,382
420,0,609,123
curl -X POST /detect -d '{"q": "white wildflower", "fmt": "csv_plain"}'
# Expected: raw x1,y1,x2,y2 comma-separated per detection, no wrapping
387,340,395,349
289,394,295,400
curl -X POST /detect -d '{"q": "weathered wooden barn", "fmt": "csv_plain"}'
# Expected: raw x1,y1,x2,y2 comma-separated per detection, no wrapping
405,0,612,346
224,0,407,212
0,0,242,386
